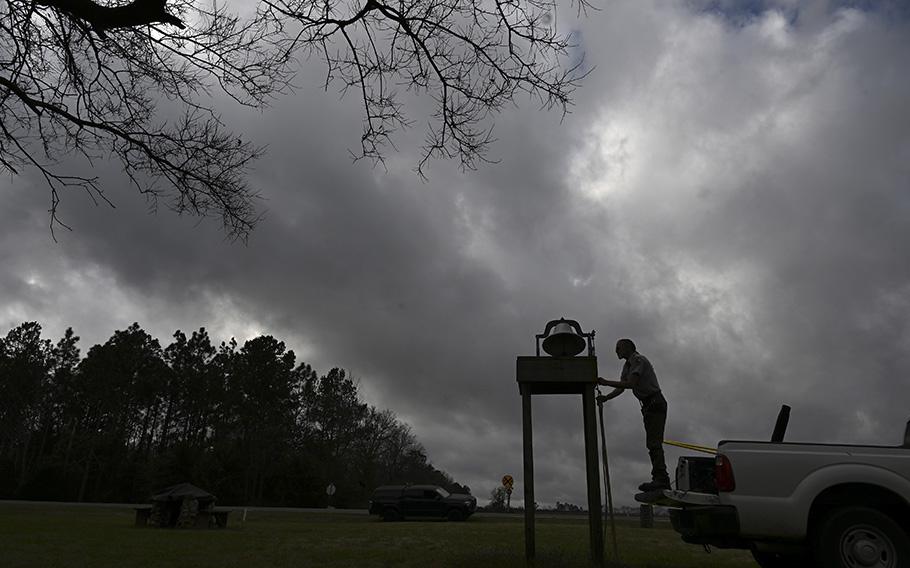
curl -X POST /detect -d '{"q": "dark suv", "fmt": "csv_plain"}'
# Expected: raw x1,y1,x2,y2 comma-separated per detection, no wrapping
369,485,476,521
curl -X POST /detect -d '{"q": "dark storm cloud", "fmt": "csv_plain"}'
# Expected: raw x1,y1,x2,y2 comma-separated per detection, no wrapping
564,2,910,452
2,0,909,507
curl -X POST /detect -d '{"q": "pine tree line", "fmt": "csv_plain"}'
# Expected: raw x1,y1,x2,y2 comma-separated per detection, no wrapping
0,321,467,506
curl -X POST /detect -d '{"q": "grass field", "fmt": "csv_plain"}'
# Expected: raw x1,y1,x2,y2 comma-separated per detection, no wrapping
0,503,758,568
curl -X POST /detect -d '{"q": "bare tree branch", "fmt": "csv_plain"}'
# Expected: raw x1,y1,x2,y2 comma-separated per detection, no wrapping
1,0,591,237
263,0,591,176
35,0,185,36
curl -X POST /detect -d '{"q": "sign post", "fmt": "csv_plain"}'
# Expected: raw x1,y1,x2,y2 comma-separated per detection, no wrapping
502,474,514,511
326,483,336,509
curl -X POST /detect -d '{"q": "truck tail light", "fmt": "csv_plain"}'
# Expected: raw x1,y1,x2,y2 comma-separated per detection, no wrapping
715,454,735,492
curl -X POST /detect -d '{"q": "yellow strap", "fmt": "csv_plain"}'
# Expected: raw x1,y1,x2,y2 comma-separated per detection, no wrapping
663,439,717,454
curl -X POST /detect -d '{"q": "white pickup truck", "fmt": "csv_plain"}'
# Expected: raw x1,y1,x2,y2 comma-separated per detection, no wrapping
662,407,910,568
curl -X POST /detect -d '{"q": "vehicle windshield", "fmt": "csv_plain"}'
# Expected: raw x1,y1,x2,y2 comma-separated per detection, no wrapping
435,487,450,498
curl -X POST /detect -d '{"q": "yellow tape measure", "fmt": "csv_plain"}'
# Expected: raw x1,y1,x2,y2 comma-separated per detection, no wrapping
663,439,717,454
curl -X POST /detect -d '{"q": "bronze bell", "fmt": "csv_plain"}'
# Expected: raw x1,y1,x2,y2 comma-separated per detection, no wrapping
542,320,587,357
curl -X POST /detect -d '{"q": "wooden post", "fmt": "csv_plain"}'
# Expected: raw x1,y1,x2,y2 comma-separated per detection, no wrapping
640,504,654,528
516,354,598,566
522,385,535,562
583,385,604,566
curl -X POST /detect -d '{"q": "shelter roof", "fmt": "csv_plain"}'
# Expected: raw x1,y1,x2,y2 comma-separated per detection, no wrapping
151,482,215,502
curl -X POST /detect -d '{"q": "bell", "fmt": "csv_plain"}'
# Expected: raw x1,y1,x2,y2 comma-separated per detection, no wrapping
542,320,587,357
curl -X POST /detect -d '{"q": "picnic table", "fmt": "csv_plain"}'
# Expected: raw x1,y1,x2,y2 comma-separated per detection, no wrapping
134,506,232,528
201,507,232,528
134,506,152,527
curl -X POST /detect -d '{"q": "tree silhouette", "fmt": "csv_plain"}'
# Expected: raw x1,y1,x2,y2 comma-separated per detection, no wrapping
0,320,468,505
488,485,506,510
0,322,54,490
71,323,168,500
161,329,218,452
2,0,589,237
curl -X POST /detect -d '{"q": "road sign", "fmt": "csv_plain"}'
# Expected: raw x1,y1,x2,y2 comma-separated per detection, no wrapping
326,483,336,496
502,474,514,488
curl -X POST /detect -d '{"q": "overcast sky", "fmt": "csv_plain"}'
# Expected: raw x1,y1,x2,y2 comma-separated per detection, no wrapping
2,0,909,508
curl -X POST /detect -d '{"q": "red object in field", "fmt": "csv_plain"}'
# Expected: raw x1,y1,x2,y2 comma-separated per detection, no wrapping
715,454,736,492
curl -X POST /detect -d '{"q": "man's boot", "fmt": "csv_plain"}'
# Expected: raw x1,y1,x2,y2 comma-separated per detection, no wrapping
638,479,670,492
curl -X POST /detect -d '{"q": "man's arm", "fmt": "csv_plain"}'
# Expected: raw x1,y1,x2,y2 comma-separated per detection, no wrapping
596,387,625,403
597,374,640,389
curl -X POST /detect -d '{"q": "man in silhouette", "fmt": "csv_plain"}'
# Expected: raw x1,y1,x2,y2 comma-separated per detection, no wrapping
597,338,671,492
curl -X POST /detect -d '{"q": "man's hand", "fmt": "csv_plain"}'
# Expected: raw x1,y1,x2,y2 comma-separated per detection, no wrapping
596,387,624,403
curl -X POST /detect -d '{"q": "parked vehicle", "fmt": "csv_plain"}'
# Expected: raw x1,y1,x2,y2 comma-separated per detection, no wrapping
368,485,477,521
662,407,910,568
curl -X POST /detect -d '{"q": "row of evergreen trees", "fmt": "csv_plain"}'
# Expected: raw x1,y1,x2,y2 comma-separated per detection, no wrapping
0,321,467,506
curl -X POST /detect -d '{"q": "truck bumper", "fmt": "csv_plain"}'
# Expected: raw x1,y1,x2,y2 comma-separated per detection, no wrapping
670,505,749,549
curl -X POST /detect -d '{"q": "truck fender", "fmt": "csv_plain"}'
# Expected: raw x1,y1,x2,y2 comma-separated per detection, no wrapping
789,463,910,535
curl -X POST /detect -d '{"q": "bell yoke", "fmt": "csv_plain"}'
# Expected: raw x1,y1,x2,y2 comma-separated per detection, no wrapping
515,318,603,564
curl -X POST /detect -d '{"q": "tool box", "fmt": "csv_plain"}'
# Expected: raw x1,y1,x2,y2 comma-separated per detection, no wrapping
675,456,716,492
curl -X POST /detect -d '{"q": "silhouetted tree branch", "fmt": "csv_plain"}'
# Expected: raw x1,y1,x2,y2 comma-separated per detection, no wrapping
1,0,590,238
2,0,290,238
263,0,591,175
34,0,185,36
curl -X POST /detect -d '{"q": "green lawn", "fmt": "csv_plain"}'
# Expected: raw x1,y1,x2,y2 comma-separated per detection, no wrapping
0,503,757,568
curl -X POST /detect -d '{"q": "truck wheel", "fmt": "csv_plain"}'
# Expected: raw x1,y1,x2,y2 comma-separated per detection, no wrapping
750,550,815,568
446,509,464,522
381,507,400,522
814,506,908,568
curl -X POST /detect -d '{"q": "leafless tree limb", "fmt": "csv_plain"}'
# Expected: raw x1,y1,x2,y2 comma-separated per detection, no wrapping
1,0,591,237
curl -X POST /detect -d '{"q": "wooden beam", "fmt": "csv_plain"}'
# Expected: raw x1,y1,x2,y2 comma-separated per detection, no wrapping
583,385,604,566
522,385,535,562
